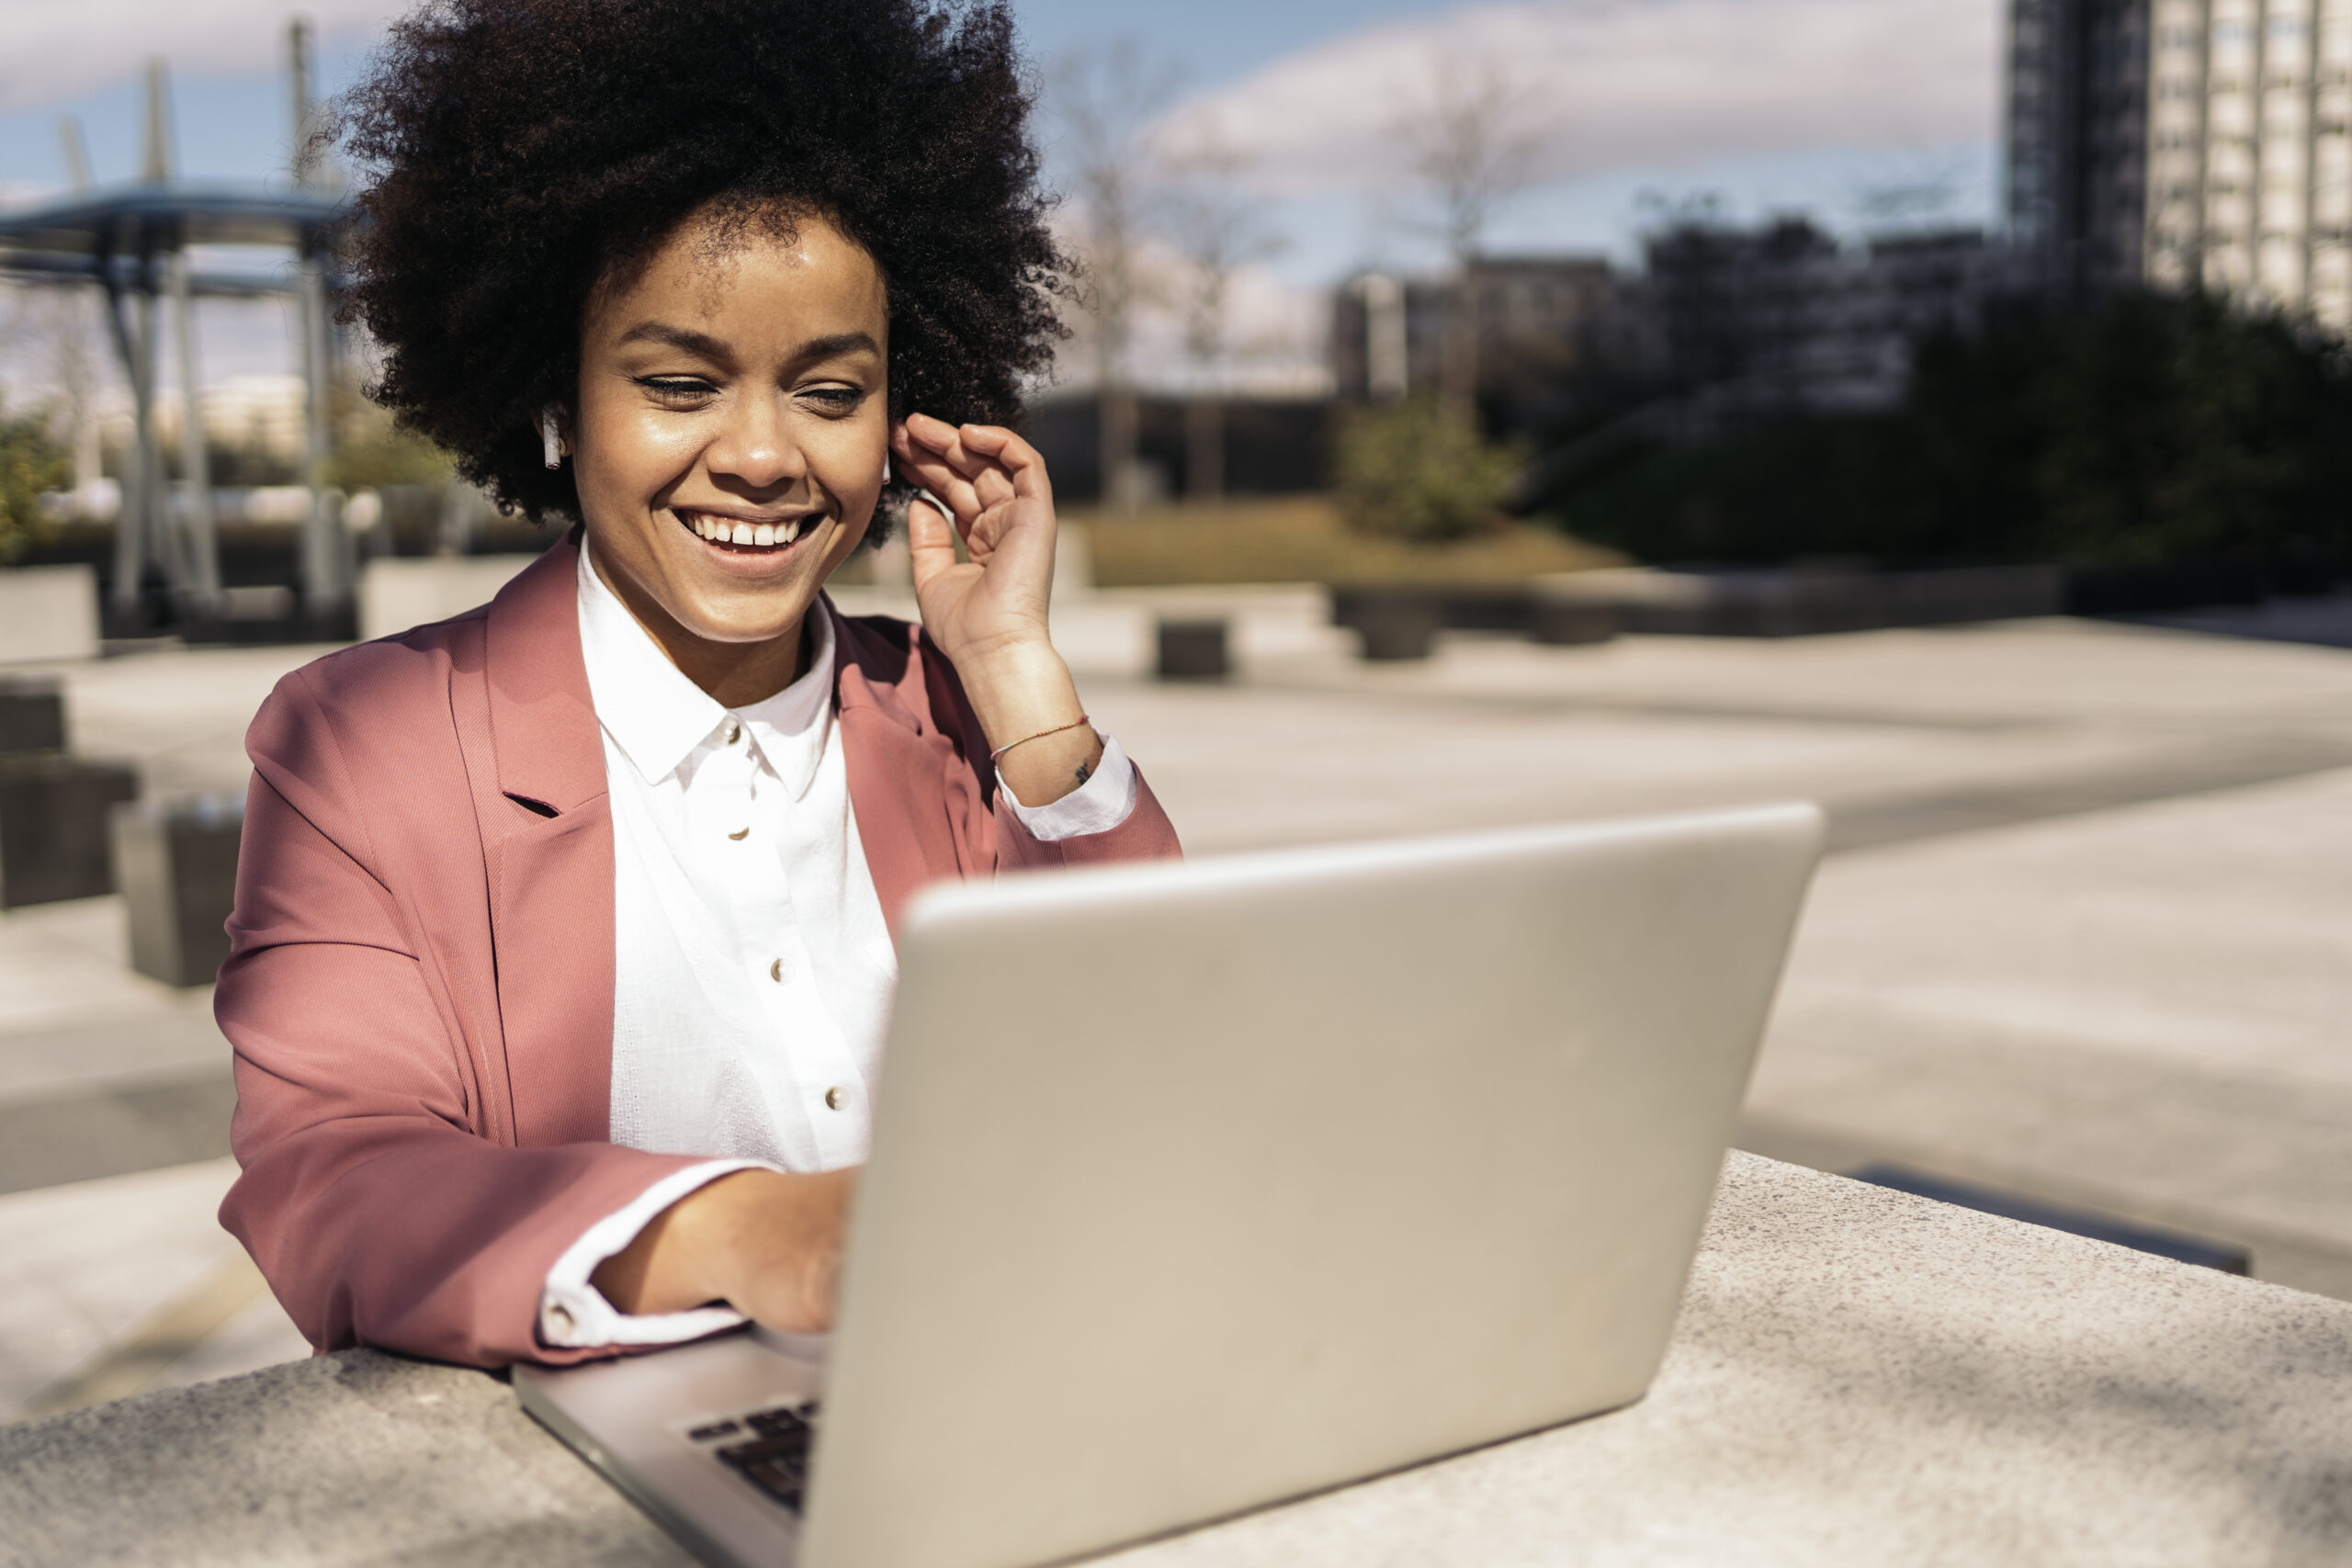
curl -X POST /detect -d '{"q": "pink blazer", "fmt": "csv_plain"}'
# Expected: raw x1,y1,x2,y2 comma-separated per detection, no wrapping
216,536,1180,1369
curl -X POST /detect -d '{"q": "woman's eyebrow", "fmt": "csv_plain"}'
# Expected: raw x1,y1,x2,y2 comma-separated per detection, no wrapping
616,321,731,358
613,324,880,365
795,331,883,362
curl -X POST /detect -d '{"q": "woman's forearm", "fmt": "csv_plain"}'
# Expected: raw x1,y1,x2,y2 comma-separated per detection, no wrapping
592,1167,855,1332
953,637,1105,808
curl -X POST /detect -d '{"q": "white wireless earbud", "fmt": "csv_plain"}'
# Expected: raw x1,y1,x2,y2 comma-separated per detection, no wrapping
540,407,563,470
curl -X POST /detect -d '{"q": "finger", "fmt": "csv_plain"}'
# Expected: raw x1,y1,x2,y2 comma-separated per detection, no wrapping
904,482,962,595
953,424,1053,506
900,413,1011,486
899,410,962,452
971,456,1019,507
899,468,982,537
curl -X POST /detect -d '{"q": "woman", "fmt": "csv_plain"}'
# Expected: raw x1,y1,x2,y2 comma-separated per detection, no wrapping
219,0,1179,1370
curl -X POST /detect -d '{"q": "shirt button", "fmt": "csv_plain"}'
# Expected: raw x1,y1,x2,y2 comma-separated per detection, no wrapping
824,1086,848,1111
723,719,742,745
770,957,785,983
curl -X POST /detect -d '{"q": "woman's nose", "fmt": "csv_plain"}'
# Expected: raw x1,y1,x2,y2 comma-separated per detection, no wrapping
706,395,804,491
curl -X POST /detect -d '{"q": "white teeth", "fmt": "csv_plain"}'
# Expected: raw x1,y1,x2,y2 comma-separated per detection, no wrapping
683,512,810,547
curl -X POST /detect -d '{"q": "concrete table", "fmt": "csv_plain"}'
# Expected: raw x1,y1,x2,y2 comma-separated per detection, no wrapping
6,1155,2348,1568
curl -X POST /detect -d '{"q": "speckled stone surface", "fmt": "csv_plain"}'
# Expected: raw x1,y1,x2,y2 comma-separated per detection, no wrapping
6,1154,2350,1568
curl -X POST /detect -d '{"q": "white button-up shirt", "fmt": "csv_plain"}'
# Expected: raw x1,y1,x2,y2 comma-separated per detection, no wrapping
539,540,1136,1347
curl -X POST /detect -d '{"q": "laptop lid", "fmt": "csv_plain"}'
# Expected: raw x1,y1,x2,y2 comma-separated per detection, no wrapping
802,803,1823,1568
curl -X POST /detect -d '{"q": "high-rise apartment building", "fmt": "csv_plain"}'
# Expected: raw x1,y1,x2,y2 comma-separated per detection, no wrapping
2009,0,2352,328
2143,0,2352,327
2006,0,2154,299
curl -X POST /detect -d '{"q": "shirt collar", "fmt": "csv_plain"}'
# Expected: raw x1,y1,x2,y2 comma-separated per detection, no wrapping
575,537,836,796
736,607,835,801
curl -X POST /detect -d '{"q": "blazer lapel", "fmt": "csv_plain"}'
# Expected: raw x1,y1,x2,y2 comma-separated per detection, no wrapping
826,597,989,936
479,533,616,1147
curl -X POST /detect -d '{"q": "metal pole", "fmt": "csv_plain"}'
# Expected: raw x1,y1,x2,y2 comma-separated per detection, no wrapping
289,20,318,186
134,275,172,596
98,256,146,624
299,247,345,622
288,18,346,627
56,117,92,193
99,253,164,627
141,60,171,185
169,250,220,617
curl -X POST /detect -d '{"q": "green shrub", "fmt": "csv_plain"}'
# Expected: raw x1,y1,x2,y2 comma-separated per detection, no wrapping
1542,291,2352,569
0,404,66,565
1333,395,1522,542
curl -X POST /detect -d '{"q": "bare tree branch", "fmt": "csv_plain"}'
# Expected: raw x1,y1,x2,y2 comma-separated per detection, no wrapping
1396,52,1555,265
1157,120,1287,503
1391,52,1562,417
1047,39,1182,507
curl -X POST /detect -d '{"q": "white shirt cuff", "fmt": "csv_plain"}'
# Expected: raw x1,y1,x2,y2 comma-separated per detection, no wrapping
538,1158,774,1349
1000,732,1138,841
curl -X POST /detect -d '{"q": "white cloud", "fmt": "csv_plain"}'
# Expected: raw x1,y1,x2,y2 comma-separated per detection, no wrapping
0,1,401,110
1155,0,2001,195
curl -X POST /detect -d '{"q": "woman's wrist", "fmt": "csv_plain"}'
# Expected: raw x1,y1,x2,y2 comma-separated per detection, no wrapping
950,635,1085,753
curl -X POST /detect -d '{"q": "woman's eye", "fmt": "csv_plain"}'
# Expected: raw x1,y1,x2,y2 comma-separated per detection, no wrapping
800,386,865,413
639,378,717,404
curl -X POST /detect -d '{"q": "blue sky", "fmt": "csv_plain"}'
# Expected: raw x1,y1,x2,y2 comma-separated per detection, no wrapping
0,0,2006,280
0,1,2005,396
0,2,1479,193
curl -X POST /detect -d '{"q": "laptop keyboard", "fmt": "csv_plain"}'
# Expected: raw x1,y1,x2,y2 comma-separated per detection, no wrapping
691,1399,820,1511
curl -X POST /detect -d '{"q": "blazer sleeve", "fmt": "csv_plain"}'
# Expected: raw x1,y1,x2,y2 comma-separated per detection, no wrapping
990,762,1181,872
215,673,711,1369
908,621,1182,874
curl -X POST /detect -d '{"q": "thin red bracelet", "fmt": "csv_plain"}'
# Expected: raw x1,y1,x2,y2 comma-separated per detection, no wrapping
989,714,1091,763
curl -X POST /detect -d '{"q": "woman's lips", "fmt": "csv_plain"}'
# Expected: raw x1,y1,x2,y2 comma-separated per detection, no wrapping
674,508,816,552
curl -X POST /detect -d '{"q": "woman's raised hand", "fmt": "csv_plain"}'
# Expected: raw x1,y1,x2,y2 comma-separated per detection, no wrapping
888,412,1102,807
890,412,1057,668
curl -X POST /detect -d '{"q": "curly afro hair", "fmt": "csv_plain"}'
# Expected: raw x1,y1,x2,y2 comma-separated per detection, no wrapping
340,0,1066,527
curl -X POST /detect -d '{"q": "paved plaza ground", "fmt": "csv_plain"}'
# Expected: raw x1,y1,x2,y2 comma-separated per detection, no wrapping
3,582,2348,1421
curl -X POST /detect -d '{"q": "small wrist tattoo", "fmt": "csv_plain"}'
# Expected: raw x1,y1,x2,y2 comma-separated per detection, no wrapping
1073,758,1092,785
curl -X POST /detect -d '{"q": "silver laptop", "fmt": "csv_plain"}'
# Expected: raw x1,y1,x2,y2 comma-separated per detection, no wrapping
517,802,1824,1568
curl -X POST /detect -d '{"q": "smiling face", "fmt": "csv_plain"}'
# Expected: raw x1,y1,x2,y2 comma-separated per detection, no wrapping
572,204,889,701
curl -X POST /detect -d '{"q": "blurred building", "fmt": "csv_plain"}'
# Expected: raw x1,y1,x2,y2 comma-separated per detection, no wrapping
2142,0,2352,327
1329,256,1623,426
2006,0,2153,300
2006,0,2352,330
1331,224,2005,441
1023,393,1331,504
1633,220,2007,424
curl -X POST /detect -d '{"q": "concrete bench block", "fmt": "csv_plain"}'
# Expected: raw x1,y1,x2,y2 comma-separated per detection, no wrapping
1528,596,1619,647
0,674,67,752
0,565,99,664
1330,588,1442,660
110,795,243,987
0,754,140,908
1156,618,1230,681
